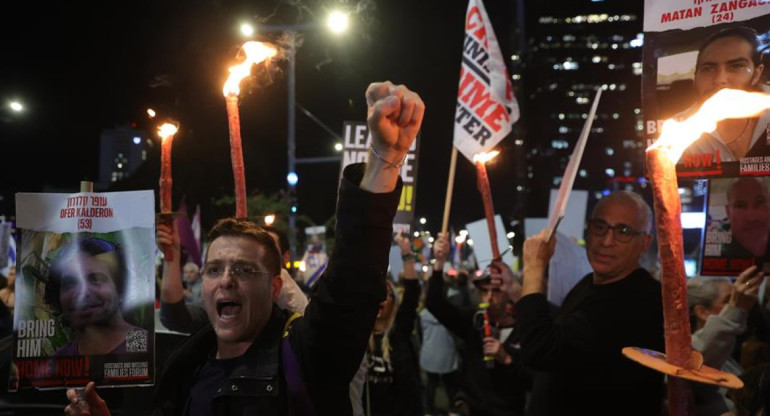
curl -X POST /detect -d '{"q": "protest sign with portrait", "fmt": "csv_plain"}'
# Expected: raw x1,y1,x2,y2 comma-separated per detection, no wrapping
10,190,155,390
702,177,770,275
643,0,770,178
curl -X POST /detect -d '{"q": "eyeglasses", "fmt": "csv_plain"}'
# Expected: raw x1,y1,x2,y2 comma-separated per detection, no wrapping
201,261,270,282
586,219,645,243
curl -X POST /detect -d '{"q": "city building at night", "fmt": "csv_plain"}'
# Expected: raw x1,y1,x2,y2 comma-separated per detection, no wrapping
97,125,151,191
520,0,647,220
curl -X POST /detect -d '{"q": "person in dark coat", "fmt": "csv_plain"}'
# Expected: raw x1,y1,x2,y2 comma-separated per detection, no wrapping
62,81,425,416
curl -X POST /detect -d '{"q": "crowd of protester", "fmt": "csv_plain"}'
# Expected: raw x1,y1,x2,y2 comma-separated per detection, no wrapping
0,81,768,416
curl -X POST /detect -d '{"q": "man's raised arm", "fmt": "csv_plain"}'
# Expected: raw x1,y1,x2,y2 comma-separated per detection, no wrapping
290,81,424,413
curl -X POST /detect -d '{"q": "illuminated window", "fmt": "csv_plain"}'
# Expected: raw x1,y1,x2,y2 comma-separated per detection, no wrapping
551,140,569,149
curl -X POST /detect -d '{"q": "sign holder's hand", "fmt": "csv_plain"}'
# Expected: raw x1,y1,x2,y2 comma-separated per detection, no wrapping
731,265,763,312
522,228,557,296
433,232,450,272
65,382,111,416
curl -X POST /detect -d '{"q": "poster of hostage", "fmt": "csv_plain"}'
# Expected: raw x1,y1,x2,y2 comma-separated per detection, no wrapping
642,0,770,178
341,121,420,233
10,190,155,390
702,177,770,275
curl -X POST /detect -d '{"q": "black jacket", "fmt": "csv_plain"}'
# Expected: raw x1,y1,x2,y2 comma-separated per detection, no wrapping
152,163,401,416
518,268,665,416
366,278,423,416
426,270,531,416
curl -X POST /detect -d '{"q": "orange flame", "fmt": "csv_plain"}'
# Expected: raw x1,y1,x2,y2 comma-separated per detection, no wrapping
223,41,278,97
473,150,500,164
648,88,770,162
158,123,178,141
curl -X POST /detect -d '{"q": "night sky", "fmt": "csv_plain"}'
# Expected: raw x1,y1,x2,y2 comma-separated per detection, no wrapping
0,0,516,234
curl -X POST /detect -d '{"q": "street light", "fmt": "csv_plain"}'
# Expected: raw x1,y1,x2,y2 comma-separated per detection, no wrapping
9,101,23,112
264,214,276,226
240,23,255,37
326,11,349,34
254,15,350,262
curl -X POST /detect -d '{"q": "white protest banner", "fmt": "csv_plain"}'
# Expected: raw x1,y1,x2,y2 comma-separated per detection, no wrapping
12,190,155,390
453,0,519,162
341,121,420,233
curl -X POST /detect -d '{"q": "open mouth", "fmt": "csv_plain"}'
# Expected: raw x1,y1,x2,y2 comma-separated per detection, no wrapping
216,300,243,319
76,302,104,312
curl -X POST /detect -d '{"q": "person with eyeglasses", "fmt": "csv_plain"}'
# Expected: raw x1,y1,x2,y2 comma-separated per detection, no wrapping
720,177,770,259
518,191,665,416
64,80,424,416
44,237,148,357
155,219,308,335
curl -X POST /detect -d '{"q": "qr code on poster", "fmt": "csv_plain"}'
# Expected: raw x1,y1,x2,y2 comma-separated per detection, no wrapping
126,329,148,352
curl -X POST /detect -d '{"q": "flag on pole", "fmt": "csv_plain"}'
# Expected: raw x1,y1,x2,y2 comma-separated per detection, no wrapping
453,0,519,162
450,228,462,269
191,204,201,252
178,199,202,268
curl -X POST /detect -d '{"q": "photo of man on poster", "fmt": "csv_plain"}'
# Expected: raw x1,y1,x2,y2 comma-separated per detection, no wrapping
703,177,770,275
678,25,770,161
44,236,148,356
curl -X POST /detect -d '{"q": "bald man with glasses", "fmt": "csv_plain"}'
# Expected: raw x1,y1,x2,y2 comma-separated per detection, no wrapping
517,191,665,416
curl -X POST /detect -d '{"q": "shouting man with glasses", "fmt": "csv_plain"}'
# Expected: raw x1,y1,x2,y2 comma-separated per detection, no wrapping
64,81,424,416
517,191,665,416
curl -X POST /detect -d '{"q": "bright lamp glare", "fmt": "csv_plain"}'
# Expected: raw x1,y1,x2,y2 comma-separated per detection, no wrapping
9,102,23,112
334,143,343,152
240,23,255,37
327,11,349,34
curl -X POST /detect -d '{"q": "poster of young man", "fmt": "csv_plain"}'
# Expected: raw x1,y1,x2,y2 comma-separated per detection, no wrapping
10,190,155,390
702,176,770,275
642,0,770,178
341,121,420,233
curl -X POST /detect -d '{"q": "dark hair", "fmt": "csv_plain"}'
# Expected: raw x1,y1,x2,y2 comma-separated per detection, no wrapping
262,225,290,256
44,237,127,314
457,271,469,286
698,26,764,67
207,218,282,276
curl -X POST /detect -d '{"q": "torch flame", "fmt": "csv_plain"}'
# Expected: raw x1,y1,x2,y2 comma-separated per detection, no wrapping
648,88,770,163
473,150,500,164
158,123,178,141
223,41,278,97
